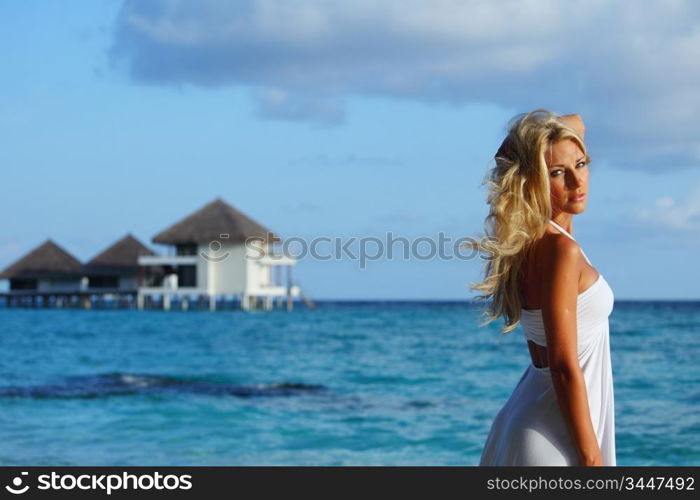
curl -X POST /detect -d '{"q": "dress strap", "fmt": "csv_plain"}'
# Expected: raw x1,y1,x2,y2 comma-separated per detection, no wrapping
548,219,592,266
548,219,575,241
579,248,592,266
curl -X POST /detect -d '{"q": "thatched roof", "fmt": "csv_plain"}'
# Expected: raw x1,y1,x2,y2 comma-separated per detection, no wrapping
82,234,154,276
152,198,281,245
0,239,83,279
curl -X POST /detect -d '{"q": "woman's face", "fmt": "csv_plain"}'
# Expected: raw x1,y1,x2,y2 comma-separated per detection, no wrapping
545,138,589,215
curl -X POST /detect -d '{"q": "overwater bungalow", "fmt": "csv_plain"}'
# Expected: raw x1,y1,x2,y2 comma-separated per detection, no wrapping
137,198,303,311
0,239,84,306
0,198,310,311
83,233,159,292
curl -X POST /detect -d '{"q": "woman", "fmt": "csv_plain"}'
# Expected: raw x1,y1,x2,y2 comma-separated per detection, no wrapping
471,109,616,466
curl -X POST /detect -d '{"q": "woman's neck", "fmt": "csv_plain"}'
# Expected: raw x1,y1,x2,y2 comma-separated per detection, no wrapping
551,214,573,234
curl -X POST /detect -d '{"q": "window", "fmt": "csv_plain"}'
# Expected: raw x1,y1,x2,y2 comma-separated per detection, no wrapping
177,265,197,287
88,276,119,288
176,244,197,256
10,278,37,290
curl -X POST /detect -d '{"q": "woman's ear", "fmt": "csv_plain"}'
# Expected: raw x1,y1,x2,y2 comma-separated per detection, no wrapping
559,114,585,140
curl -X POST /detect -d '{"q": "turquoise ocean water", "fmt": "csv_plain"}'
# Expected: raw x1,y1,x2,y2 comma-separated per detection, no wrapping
0,301,698,465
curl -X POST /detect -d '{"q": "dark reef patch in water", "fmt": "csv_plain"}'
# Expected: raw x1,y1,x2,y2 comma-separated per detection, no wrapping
0,373,328,400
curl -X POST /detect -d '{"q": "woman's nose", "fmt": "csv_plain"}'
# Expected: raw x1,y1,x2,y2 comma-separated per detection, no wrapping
567,170,584,189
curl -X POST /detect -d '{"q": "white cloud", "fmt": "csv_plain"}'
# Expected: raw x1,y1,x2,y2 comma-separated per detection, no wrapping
637,182,700,231
110,0,700,169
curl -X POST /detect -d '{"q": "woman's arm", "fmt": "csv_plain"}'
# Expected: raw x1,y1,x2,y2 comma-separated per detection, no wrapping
540,234,603,466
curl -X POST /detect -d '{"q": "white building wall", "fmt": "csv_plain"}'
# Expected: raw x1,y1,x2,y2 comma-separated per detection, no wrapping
201,242,248,295
245,243,273,294
195,245,210,291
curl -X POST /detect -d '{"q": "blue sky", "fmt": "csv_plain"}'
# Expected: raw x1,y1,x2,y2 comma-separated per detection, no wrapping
1,0,699,300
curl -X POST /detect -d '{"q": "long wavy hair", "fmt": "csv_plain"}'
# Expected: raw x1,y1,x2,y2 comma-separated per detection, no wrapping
467,109,591,334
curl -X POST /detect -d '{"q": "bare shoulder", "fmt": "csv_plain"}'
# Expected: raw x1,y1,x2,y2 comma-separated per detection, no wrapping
536,231,582,277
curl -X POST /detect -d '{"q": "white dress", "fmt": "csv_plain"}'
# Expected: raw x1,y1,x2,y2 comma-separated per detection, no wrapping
479,219,616,466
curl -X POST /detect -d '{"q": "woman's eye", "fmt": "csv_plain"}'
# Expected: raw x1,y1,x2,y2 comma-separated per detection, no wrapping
551,162,586,176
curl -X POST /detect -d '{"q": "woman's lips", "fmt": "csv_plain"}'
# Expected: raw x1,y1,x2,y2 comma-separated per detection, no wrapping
570,193,585,201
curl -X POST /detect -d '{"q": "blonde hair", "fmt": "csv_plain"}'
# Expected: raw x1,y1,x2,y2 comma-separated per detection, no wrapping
467,109,591,334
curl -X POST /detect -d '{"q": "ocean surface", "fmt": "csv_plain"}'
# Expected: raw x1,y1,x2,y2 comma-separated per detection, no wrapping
0,301,698,466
